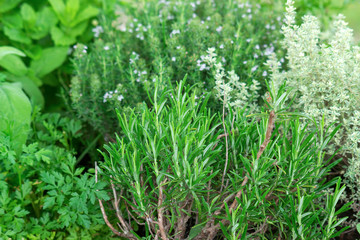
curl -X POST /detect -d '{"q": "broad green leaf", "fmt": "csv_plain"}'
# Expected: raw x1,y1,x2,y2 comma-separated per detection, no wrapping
31,6,58,40
20,3,37,27
65,0,80,22
1,13,23,29
3,27,32,45
71,5,99,27
48,0,67,24
0,82,32,155
30,46,68,78
22,45,42,60
0,54,28,76
0,0,22,13
64,21,88,38
357,223,360,233
0,47,25,60
50,26,76,45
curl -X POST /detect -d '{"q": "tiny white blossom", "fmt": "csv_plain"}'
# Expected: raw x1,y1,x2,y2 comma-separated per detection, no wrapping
92,26,104,37
117,95,124,101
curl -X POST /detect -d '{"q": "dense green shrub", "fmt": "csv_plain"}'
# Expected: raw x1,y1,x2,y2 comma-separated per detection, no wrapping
267,0,360,227
69,0,284,135
98,81,349,239
0,112,112,239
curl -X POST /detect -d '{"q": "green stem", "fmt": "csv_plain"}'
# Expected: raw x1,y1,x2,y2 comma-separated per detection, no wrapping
76,134,102,165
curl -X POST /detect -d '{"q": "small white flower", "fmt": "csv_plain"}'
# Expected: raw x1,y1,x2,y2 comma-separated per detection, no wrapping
172,57,176,62
243,61,247,64
246,38,251,43
220,44,224,49
254,53,259,58
176,46,181,49
170,29,180,38
216,26,223,33
199,64,207,71
117,95,124,101
104,46,110,51
142,71,147,75
206,16,211,21
262,71,268,77
92,26,104,37
251,65,258,72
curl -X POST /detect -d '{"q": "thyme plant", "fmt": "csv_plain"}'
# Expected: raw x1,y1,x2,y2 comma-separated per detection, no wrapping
267,0,360,227
69,0,284,135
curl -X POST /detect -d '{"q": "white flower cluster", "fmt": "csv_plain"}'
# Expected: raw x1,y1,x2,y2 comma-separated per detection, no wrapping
92,26,104,38
129,52,148,83
103,90,124,103
203,48,260,112
170,29,180,38
269,0,360,220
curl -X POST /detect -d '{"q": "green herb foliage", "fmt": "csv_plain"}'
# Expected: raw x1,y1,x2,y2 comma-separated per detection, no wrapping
0,112,112,239
0,0,105,109
70,0,284,135
99,80,349,239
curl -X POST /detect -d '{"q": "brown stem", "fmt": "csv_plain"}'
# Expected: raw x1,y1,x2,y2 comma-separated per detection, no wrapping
207,170,213,204
157,179,168,240
110,178,134,236
95,162,136,239
257,110,276,160
174,199,193,239
195,176,249,240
